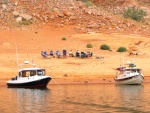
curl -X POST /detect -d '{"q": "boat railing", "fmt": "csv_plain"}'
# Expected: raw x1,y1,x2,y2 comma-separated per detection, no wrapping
18,61,36,69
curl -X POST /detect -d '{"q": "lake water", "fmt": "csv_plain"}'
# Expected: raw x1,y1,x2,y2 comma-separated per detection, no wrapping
0,83,150,113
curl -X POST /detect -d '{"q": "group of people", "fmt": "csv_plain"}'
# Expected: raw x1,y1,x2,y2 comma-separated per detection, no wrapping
41,50,93,58
75,50,93,58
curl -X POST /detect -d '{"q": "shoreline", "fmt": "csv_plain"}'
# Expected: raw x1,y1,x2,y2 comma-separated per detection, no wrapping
1,76,150,86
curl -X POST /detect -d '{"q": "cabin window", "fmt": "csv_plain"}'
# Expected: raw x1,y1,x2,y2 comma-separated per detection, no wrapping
137,69,141,73
139,70,141,73
132,70,136,72
30,71,36,76
37,70,45,76
37,70,43,75
22,71,30,77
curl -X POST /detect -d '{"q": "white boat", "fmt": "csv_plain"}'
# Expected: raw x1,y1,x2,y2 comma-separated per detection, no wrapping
114,63,144,85
7,61,52,88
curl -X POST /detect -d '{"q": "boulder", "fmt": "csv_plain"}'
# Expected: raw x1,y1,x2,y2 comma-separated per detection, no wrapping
2,4,7,10
19,14,32,21
63,10,71,16
12,11,19,17
14,1,18,6
87,21,100,29
15,17,22,23
55,11,64,17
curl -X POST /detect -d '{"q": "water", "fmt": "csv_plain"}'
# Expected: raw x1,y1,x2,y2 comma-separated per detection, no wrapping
0,83,150,113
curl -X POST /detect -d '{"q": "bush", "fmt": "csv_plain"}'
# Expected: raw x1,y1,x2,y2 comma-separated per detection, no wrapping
86,43,93,48
123,6,147,21
62,37,67,40
85,1,93,7
117,47,127,52
100,44,110,50
20,21,32,25
18,19,34,25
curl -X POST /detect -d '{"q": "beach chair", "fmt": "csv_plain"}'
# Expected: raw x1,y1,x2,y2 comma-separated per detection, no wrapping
81,52,86,58
76,52,80,57
41,51,50,59
56,51,62,58
86,52,93,57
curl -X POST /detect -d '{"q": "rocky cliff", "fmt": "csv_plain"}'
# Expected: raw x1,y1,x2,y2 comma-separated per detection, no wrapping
0,0,150,36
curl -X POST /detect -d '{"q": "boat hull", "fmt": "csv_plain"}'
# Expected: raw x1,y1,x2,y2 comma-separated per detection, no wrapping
114,75,144,85
7,77,51,88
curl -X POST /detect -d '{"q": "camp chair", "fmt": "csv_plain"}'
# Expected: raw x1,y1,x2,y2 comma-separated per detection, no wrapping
81,52,86,58
86,52,93,57
76,52,80,57
41,51,50,59
56,51,62,58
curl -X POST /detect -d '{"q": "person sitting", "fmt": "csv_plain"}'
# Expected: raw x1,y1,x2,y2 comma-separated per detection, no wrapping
90,52,93,57
43,51,48,55
69,50,73,57
56,50,61,58
86,51,91,57
76,50,80,57
81,52,86,58
41,51,48,58
50,50,53,56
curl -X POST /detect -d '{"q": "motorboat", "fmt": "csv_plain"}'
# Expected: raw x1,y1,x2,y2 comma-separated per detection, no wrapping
7,61,52,88
114,63,144,85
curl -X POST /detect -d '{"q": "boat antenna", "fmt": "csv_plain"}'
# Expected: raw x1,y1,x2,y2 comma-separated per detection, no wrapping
15,42,19,69
120,52,124,67
122,52,124,67
132,53,136,64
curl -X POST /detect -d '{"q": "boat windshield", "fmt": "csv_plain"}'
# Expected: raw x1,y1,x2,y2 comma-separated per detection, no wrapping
21,71,30,77
125,69,141,73
19,69,46,77
30,70,36,76
37,70,45,76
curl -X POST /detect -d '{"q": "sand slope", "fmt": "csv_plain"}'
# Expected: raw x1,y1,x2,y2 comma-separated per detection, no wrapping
0,25,150,85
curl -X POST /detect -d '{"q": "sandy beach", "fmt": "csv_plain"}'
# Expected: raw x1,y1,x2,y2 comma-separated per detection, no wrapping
0,25,150,85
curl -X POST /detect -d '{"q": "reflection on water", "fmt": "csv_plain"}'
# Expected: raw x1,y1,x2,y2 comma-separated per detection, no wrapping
115,85,144,113
116,85,144,98
1,84,150,113
15,88,50,113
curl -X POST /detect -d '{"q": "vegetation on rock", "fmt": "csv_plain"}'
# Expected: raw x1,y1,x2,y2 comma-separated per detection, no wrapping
100,44,110,50
123,6,147,21
117,47,127,52
86,43,93,48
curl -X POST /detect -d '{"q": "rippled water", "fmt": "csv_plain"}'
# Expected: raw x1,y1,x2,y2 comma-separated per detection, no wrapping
0,83,150,113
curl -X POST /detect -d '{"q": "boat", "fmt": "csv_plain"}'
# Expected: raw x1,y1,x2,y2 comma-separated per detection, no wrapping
7,61,52,88
114,63,144,85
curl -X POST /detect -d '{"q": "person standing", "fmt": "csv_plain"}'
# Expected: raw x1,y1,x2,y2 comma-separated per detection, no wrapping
63,50,67,58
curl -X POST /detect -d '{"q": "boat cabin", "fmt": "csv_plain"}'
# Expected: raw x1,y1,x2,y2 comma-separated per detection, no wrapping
116,63,142,74
18,68,46,77
116,67,142,76
124,68,141,74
